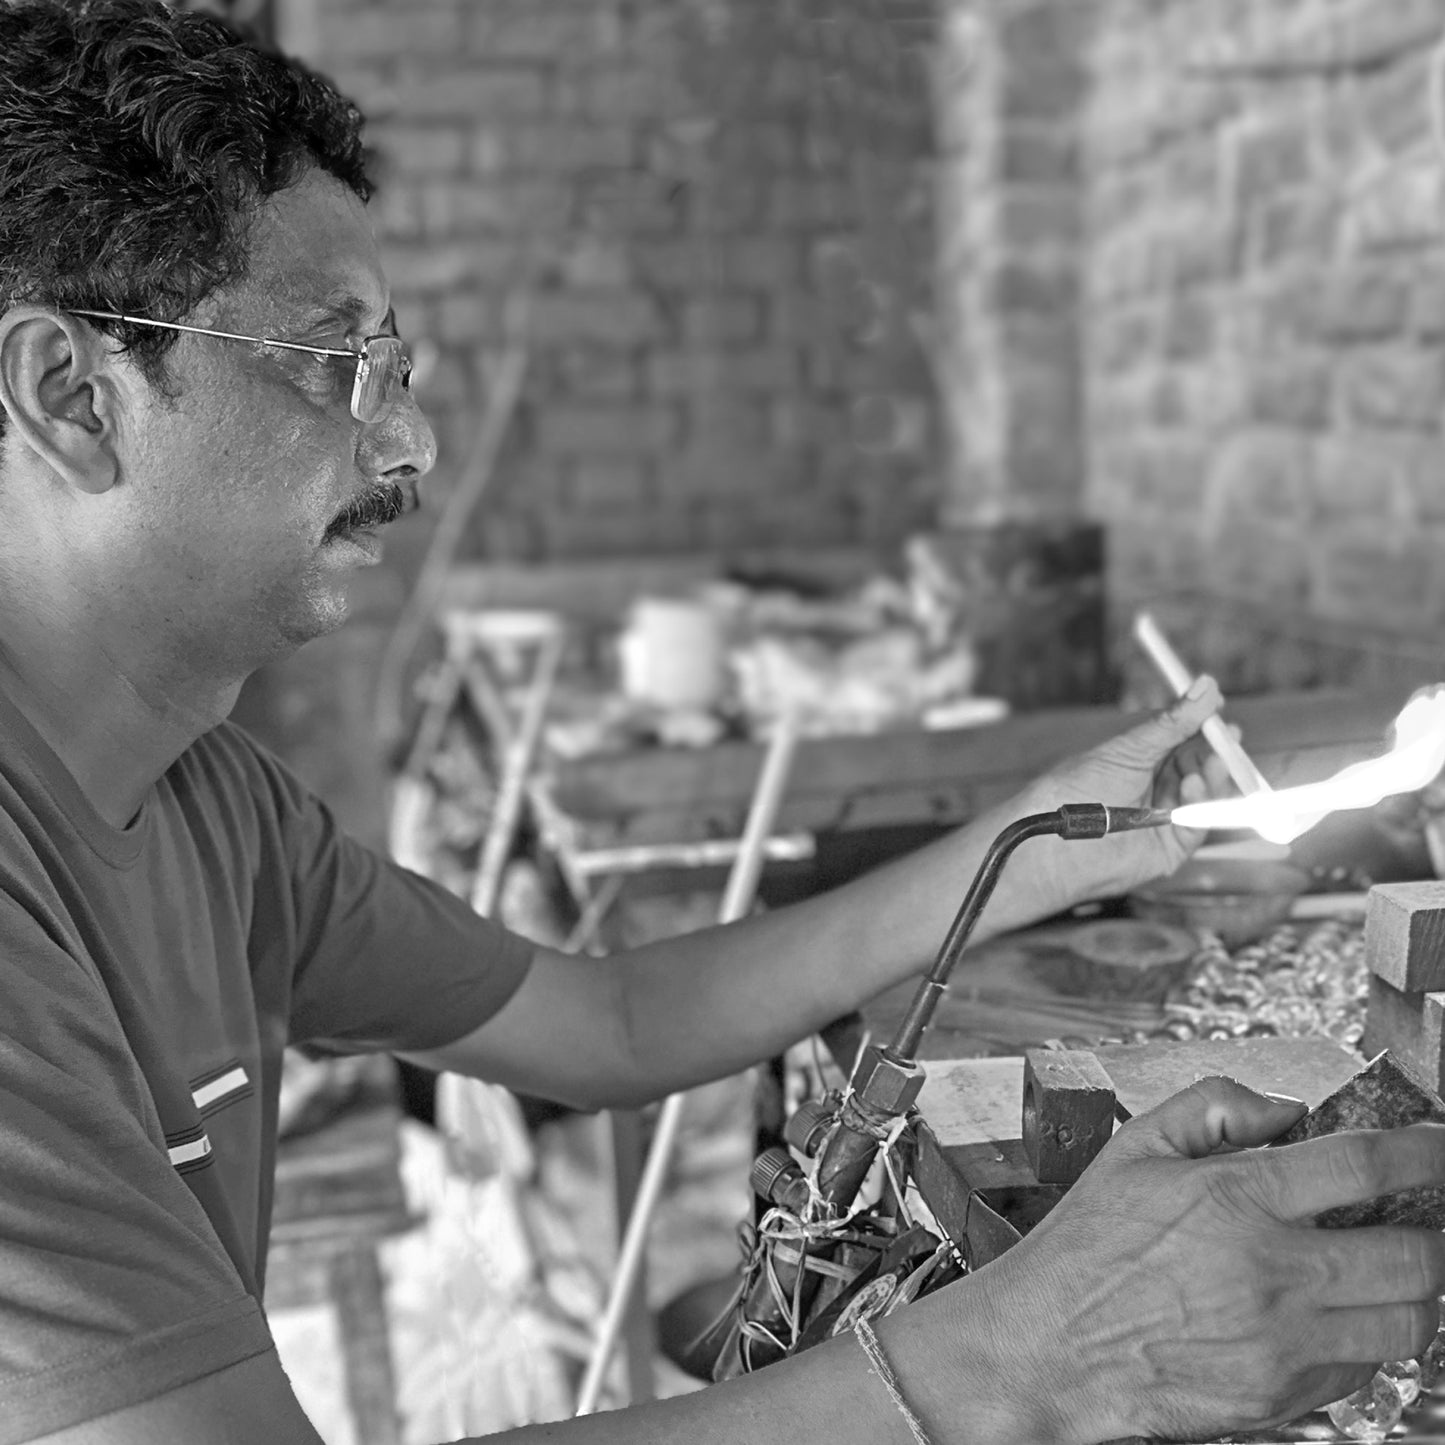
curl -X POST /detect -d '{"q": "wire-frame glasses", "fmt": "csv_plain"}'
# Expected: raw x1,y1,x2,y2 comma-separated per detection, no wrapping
69,310,412,424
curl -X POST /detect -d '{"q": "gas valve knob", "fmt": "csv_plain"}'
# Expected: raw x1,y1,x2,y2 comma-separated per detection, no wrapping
784,1098,835,1158
750,1146,811,1212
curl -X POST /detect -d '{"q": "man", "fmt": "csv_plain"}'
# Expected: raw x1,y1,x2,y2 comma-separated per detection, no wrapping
0,4,1442,1443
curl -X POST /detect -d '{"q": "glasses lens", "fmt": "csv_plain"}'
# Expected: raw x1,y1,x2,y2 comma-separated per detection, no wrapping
352,336,409,423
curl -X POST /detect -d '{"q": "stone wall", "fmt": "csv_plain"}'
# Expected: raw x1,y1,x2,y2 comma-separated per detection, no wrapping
1086,0,1445,697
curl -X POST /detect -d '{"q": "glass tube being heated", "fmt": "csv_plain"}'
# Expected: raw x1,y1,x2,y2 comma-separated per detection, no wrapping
1168,688,1445,845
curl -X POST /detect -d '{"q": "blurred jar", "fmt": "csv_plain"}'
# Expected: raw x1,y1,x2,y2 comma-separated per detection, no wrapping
617,596,728,711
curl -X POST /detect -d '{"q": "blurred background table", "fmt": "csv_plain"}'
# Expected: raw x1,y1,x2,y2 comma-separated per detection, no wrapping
536,688,1411,897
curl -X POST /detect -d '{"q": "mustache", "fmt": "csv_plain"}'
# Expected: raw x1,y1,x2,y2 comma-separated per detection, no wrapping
324,482,411,540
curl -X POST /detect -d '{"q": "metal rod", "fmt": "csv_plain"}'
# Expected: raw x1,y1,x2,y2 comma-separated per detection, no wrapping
574,709,803,1416
562,872,627,956
1132,611,1272,797
572,832,815,879
887,803,1172,1062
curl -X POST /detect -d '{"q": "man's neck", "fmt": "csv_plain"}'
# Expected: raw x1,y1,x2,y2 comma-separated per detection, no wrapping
0,628,240,831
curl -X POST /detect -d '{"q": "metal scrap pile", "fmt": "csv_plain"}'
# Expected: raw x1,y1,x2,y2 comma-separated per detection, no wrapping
1155,917,1369,1051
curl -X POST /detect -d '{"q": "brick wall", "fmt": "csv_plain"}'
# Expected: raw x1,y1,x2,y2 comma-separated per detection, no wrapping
294,0,939,599
933,0,1089,525
1086,0,1445,697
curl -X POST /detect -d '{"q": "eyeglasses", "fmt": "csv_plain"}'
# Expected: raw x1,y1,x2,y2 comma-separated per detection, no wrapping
69,310,413,424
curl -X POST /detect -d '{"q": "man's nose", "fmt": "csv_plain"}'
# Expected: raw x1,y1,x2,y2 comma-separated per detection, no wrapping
367,388,437,481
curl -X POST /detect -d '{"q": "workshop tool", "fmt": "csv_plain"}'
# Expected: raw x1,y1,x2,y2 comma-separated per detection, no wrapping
697,801,1175,1379
1132,610,1272,797
573,708,803,1417
808,803,1171,1214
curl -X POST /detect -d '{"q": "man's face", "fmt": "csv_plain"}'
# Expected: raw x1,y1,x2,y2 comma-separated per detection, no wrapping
107,169,436,678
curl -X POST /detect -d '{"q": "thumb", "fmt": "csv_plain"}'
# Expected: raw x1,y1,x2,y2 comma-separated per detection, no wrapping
1153,674,1224,743
1107,675,1225,766
1112,1076,1308,1161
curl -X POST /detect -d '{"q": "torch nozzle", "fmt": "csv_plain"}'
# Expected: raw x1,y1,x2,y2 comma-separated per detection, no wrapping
1056,803,1175,838
1106,805,1175,832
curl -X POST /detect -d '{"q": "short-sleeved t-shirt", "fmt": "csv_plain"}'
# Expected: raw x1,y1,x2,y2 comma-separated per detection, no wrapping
0,686,534,1441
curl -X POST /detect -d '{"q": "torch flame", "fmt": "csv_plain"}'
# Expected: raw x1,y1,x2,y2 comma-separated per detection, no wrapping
1170,687,1445,844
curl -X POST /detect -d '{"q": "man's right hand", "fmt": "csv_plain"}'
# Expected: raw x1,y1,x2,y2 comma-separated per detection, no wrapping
916,1077,1445,1444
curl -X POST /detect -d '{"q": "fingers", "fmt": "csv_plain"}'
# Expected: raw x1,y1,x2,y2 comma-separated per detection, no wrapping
1307,1298,1442,1368
1177,770,1208,805
1138,674,1225,751
1093,676,1225,776
1111,1076,1309,1161
1153,719,1240,811
1243,1123,1445,1222
1293,1226,1445,1310
1152,745,1228,811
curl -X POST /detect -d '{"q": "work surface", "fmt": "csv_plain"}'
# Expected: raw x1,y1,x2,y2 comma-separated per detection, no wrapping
540,687,1411,849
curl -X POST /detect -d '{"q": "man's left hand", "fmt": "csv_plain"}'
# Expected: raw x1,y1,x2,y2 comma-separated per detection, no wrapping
1006,674,1236,922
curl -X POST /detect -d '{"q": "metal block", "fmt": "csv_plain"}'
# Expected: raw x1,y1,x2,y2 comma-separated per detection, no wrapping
1364,881,1445,991
1021,1048,1116,1185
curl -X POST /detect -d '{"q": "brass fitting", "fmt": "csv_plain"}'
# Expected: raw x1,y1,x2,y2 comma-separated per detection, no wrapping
851,1043,924,1117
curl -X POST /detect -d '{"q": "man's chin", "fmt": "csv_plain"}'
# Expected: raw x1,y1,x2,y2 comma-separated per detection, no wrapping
274,589,353,654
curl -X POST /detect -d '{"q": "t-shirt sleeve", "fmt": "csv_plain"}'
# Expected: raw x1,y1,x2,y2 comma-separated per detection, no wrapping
230,728,535,1054
0,901,273,1442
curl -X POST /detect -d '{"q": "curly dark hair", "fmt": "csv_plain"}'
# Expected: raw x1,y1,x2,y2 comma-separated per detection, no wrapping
0,0,372,424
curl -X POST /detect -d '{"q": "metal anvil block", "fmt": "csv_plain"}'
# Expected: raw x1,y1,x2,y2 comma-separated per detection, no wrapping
1021,1048,1117,1184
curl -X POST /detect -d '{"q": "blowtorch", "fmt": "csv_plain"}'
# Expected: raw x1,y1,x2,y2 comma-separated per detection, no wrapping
811,802,1171,1210
703,801,1173,1378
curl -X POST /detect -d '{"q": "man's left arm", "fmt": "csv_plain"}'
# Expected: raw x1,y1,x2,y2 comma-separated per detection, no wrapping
405,683,1226,1109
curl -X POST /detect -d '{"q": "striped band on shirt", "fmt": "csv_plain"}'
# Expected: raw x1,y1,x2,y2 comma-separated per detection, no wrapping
166,1125,213,1174
191,1062,252,1116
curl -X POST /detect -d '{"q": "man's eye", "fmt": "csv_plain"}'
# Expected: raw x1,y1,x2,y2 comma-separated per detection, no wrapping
302,351,350,384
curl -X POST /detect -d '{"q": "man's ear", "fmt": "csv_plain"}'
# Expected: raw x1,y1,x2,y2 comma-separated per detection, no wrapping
0,308,120,494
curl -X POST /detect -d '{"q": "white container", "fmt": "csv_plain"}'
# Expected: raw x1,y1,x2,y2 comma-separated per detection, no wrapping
617,597,728,711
